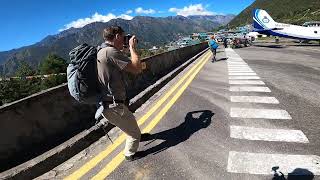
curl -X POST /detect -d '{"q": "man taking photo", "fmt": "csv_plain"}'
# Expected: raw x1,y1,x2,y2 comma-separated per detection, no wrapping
96,26,149,161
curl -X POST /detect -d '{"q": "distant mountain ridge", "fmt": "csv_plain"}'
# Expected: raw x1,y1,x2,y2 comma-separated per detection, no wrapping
228,0,320,28
0,14,235,76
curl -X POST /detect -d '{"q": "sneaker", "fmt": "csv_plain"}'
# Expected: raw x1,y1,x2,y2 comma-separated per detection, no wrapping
125,155,136,161
125,152,143,161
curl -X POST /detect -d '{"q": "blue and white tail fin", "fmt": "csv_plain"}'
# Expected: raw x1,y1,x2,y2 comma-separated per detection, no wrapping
253,9,276,30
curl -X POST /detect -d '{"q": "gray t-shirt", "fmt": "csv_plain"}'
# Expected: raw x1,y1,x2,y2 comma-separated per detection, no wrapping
97,46,130,102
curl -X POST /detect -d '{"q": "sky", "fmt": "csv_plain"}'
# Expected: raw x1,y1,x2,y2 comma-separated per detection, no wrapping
0,0,255,51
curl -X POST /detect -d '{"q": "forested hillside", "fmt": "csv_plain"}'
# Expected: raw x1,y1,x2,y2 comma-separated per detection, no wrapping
228,0,320,27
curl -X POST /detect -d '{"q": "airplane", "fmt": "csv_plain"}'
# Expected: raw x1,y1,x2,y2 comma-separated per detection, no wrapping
253,9,320,42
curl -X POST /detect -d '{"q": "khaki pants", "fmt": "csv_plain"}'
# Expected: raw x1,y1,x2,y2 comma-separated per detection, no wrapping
102,103,141,156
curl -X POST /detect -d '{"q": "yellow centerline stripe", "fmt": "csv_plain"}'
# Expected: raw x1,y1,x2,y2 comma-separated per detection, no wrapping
92,51,210,180
64,51,210,180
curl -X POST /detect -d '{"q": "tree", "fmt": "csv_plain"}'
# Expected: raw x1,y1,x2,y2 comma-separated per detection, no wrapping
0,54,68,105
138,49,155,58
15,61,35,77
41,74,66,89
39,54,67,75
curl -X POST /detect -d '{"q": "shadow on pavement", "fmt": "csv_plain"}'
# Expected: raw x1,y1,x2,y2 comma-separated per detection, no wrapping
253,44,286,48
216,57,228,62
272,166,314,180
254,44,320,48
138,110,214,157
290,44,320,47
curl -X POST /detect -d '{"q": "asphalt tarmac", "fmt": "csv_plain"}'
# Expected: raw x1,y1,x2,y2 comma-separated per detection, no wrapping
40,45,320,180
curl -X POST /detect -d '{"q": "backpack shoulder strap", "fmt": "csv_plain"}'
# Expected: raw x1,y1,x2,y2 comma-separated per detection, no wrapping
97,47,108,63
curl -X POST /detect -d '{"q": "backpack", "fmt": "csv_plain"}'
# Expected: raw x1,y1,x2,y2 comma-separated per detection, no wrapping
209,40,219,49
67,43,101,104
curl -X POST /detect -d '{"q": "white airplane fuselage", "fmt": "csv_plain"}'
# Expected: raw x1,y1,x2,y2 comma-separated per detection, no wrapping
253,9,320,40
271,23,320,40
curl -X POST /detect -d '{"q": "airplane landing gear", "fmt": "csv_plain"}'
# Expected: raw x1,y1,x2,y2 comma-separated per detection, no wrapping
275,37,279,44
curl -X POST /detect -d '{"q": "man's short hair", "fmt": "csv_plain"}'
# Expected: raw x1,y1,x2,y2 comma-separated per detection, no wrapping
103,26,124,41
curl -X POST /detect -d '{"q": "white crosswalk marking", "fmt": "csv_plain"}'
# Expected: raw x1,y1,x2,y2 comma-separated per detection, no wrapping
227,151,320,175
229,76,260,80
228,62,247,65
228,68,253,71
229,70,255,73
230,108,292,119
229,70,253,72
229,57,243,60
228,61,247,63
230,86,271,92
226,48,315,178
228,60,243,62
229,68,253,70
229,73,257,76
230,126,309,143
228,66,249,68
228,63,247,64
229,80,265,85
228,66,250,68
228,65,248,67
230,96,278,103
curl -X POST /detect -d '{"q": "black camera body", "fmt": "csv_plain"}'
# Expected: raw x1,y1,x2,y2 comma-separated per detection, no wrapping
123,34,138,48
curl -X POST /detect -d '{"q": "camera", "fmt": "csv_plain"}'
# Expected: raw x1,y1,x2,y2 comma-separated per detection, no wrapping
123,34,138,48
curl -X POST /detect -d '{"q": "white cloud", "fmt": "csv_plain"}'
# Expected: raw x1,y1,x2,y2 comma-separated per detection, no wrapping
135,7,156,14
169,4,215,16
126,10,133,14
59,12,133,31
118,14,133,20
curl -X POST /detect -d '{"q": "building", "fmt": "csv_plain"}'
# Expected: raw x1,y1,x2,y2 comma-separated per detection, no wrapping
191,33,210,42
149,46,158,52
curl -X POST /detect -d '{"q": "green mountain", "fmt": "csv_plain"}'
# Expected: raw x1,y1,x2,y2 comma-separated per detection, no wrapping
0,15,234,76
228,0,320,28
